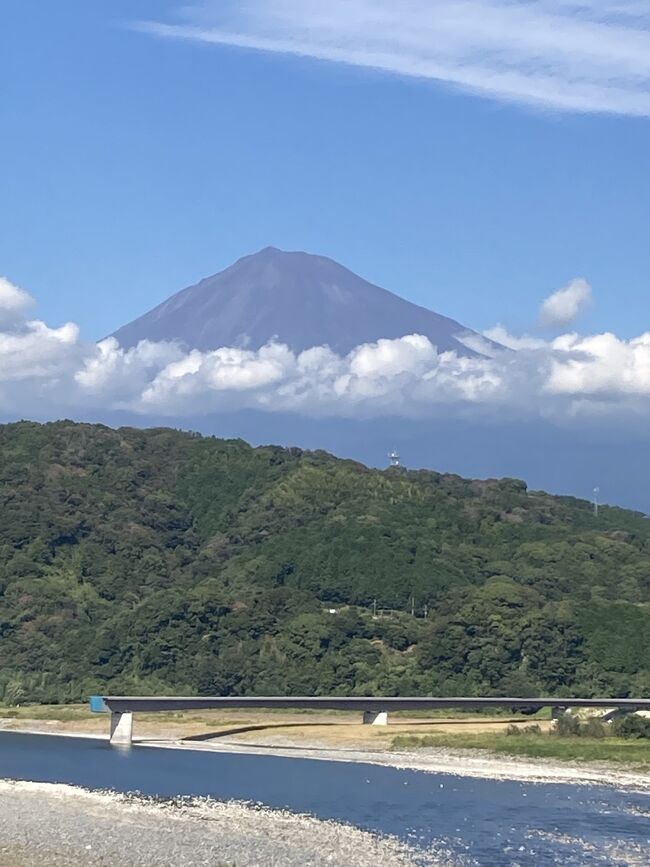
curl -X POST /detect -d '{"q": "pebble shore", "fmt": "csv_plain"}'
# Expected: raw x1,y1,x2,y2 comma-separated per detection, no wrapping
0,780,440,867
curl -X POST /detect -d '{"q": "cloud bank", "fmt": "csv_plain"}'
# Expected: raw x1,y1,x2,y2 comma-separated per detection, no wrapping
134,1,650,116
2,276,650,427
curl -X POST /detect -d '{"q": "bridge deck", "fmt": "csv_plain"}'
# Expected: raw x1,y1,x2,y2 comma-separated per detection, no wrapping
94,695,650,744
98,695,650,714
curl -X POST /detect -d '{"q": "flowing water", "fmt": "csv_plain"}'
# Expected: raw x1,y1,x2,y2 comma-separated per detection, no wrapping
0,731,648,865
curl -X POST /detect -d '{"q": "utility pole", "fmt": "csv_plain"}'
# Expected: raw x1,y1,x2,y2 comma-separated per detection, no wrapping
410,595,415,617
593,486,600,518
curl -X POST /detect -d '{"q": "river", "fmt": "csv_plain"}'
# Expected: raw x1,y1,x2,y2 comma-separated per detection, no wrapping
0,731,648,865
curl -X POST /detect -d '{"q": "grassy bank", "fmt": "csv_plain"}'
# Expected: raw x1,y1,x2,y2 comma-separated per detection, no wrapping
0,704,93,722
391,732,650,767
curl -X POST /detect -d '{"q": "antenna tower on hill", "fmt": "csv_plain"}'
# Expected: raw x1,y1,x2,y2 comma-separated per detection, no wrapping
388,449,401,468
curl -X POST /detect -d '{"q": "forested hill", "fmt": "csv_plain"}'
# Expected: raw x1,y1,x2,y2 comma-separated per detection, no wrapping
1,421,649,705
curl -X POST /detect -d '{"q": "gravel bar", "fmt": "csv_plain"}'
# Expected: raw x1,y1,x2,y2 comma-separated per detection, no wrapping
0,780,442,867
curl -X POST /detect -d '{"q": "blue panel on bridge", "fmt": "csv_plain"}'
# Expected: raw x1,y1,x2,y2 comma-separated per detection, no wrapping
89,695,108,713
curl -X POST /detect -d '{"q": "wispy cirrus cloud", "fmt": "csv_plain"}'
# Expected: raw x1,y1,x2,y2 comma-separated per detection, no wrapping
132,1,650,116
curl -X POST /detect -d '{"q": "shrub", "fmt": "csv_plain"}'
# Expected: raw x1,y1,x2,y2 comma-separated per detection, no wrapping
612,714,650,740
552,713,581,737
506,723,542,736
3,678,26,707
580,718,607,739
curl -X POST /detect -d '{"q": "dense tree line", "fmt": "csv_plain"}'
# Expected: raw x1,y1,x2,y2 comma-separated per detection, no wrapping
0,420,649,704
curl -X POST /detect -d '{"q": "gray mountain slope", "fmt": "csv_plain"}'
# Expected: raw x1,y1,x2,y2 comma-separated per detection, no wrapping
111,247,489,356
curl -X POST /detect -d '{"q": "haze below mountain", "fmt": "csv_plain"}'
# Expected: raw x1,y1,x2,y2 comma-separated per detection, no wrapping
112,247,490,356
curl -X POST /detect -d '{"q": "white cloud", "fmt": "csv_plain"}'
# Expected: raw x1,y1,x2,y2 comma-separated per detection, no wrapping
0,317,81,413
74,337,186,405
137,343,296,412
3,273,650,426
0,321,79,381
482,325,549,351
348,334,436,379
133,1,650,116
0,277,35,323
545,331,650,395
539,277,592,328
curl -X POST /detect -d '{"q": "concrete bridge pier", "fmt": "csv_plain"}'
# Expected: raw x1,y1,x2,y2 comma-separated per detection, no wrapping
110,711,133,746
363,711,388,726
550,706,568,727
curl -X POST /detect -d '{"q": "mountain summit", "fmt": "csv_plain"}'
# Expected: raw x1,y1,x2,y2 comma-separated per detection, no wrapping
112,247,488,356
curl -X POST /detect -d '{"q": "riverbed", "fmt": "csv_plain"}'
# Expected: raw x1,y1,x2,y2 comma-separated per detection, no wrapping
1,732,648,865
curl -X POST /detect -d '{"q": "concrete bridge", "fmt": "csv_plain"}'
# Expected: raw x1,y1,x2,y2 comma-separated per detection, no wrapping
90,695,650,745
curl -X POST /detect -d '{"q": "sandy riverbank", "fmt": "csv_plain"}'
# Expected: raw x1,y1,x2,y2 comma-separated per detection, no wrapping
155,737,650,791
0,780,444,867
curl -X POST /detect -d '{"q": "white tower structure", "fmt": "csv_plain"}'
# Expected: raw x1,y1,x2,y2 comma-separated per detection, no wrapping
388,449,401,468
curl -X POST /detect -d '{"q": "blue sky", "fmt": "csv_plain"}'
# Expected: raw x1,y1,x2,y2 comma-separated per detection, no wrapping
3,0,650,343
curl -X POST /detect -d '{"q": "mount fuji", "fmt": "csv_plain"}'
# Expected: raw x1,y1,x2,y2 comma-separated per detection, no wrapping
111,247,494,357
